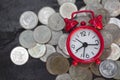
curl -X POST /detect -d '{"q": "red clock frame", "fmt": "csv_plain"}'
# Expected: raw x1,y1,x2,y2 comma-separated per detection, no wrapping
66,26,104,64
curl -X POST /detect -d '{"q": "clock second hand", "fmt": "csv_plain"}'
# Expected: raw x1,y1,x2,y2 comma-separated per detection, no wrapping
76,45,83,53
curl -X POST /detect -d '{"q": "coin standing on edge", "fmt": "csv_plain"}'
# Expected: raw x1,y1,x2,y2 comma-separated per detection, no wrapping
107,43,120,61
19,11,38,29
48,30,63,46
33,25,52,44
55,73,72,80
109,18,120,28
57,0,76,5
48,13,65,31
99,59,118,78
69,65,93,80
28,44,46,58
40,44,56,62
10,46,29,65
83,0,101,5
59,2,78,19
90,63,101,76
100,48,111,60
19,30,36,48
38,7,56,25
46,53,70,75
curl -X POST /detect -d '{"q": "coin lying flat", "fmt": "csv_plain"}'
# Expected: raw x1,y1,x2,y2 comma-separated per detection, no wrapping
104,24,120,40
48,31,63,45
19,30,36,48
75,16,90,26
28,44,46,58
90,63,101,76
114,61,120,79
109,18,120,28
95,8,110,26
55,73,72,80
33,25,51,44
58,34,69,56
56,46,69,58
104,0,120,17
107,43,120,61
94,78,105,80
69,65,93,80
100,48,111,60
19,11,38,29
48,13,65,31
10,46,29,65
99,59,118,78
83,0,101,5
38,7,56,25
78,63,91,69
46,53,70,75
57,0,76,5
40,44,56,62
100,30,113,48
59,2,78,19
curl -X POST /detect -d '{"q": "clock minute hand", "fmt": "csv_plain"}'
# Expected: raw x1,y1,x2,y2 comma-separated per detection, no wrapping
83,47,86,58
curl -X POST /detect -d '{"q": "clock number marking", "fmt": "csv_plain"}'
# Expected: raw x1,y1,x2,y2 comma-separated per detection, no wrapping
86,54,90,58
91,51,94,55
94,47,98,50
80,31,86,37
71,44,75,49
92,35,96,39
88,32,90,36
95,40,99,45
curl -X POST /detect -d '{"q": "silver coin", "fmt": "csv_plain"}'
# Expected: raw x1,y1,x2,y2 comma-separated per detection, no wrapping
83,0,101,5
69,65,93,80
57,0,76,5
86,3,103,14
100,30,113,48
107,43,120,61
48,30,63,45
100,48,111,60
56,46,70,58
55,73,72,80
19,30,36,48
99,59,118,78
94,78,105,80
95,8,110,26
75,16,90,26
104,0,120,17
48,13,65,31
90,63,101,76
109,18,120,28
114,61,120,79
58,34,69,56
10,46,29,65
104,24,120,40
33,25,52,43
40,44,56,62
38,7,56,25
78,63,91,69
59,2,78,19
28,44,46,58
19,11,38,29
46,53,70,75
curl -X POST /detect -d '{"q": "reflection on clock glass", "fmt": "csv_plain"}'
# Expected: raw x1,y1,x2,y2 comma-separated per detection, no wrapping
70,29,101,60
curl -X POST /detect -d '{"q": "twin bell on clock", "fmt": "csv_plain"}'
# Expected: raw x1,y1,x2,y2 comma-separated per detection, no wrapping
64,10,104,66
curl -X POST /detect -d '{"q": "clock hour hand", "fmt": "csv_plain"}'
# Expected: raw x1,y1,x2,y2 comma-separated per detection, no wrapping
76,45,83,52
75,38,83,44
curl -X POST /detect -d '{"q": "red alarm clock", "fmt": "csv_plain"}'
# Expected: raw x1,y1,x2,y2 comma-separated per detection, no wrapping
64,10,104,66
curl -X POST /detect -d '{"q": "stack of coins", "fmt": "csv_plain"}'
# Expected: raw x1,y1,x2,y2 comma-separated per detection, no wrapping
10,0,120,80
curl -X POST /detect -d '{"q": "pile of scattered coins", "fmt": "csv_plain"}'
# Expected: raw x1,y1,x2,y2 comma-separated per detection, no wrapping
10,0,120,80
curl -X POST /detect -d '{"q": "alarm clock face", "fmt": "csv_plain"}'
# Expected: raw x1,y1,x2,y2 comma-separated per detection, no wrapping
67,26,104,63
